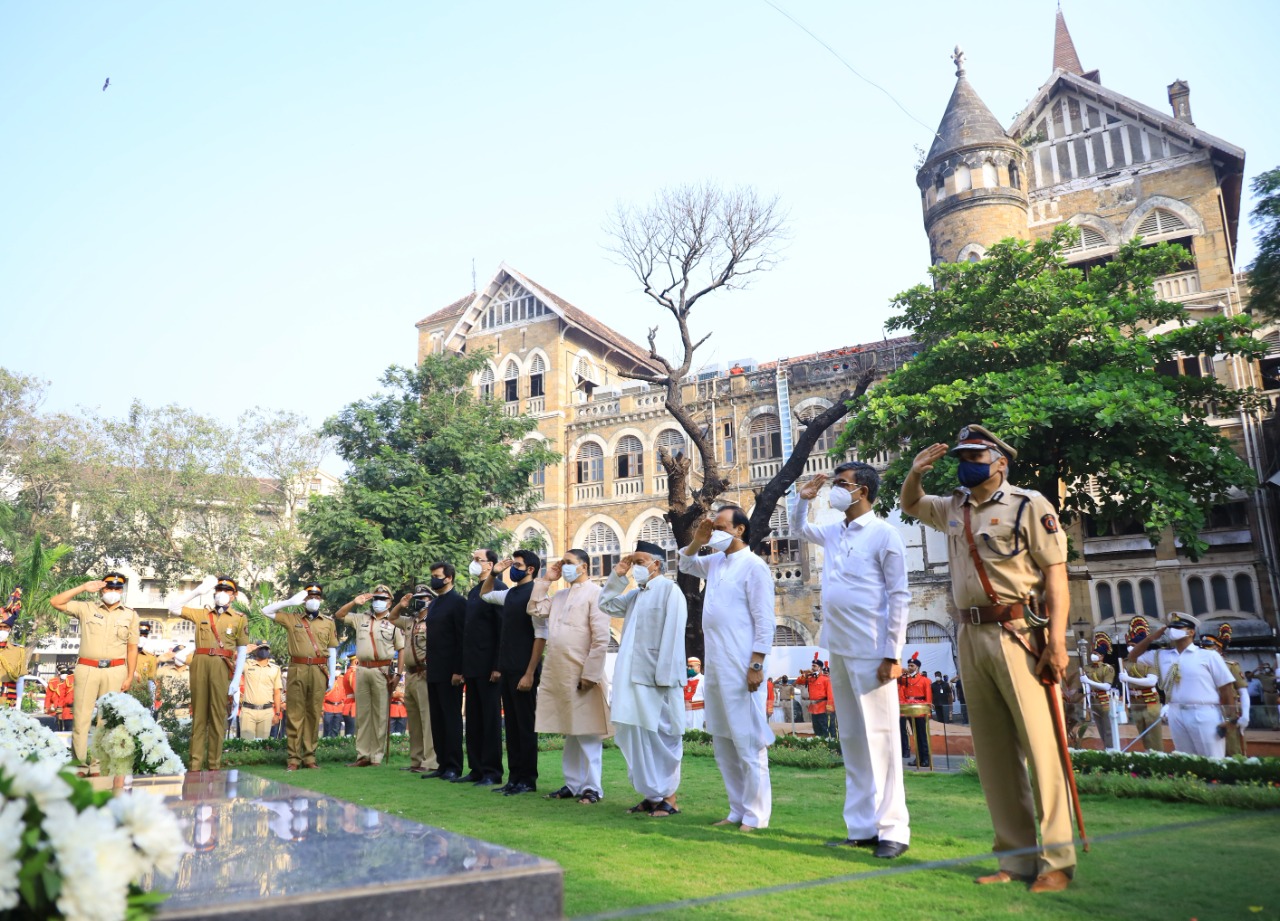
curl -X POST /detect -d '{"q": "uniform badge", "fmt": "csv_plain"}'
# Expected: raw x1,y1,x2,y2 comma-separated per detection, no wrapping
1041,514,1060,534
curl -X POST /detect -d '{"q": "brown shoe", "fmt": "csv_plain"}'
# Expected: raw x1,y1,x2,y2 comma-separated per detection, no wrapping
975,870,1034,886
1029,871,1072,894
302,763,321,770
346,758,373,767
286,764,299,772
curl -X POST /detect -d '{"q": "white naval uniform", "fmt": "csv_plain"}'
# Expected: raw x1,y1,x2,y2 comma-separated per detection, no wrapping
1138,643,1235,757
793,495,912,845
677,543,774,828
600,571,688,802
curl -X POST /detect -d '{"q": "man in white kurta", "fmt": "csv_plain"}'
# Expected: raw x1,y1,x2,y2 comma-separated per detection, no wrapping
530,550,612,803
677,507,775,830
600,540,689,816
1127,613,1237,757
794,464,912,859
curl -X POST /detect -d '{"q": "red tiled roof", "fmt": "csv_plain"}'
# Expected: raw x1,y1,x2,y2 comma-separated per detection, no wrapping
757,336,914,371
415,293,474,329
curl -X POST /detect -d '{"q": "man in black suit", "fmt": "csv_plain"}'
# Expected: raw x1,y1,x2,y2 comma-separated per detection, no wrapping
421,562,467,781
932,671,953,724
455,549,504,786
481,549,544,796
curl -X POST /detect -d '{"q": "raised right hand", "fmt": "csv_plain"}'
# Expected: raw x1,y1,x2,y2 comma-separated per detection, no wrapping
84,580,108,593
911,443,949,476
494,559,513,574
354,593,374,605
798,474,826,501
691,517,716,547
288,590,308,605
545,560,563,582
199,575,219,591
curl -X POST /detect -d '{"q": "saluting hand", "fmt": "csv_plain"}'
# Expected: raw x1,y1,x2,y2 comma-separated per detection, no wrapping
911,443,949,475
494,559,514,574
353,593,374,606
798,474,826,501
691,517,716,547
83,580,108,593
545,560,563,582
288,590,308,606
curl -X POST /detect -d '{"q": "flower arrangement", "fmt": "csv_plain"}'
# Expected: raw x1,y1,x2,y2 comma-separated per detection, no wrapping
0,750,188,921
1070,747,1280,785
88,693,185,777
0,706,71,767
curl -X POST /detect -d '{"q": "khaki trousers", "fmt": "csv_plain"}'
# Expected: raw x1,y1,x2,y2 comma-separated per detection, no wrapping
71,662,126,765
286,664,327,767
1130,702,1164,753
239,706,274,740
355,667,391,764
958,621,1076,878
1089,704,1115,749
405,672,437,770
189,654,232,771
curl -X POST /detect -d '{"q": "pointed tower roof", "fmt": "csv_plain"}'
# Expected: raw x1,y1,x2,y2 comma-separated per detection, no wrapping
925,47,1013,164
1052,4,1083,75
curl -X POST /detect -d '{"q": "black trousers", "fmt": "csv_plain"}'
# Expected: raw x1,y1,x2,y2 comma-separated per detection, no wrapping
464,676,504,780
427,680,465,775
812,712,832,738
935,703,951,724
900,716,931,764
500,670,539,786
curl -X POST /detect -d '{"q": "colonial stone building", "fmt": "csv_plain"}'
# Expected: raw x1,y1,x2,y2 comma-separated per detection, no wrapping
915,9,1277,668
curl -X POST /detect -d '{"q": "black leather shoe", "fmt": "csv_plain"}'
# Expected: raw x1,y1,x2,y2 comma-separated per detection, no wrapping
421,769,444,779
451,773,481,784
473,777,500,787
874,841,910,860
825,837,879,848
437,770,461,781
492,782,514,793
503,782,535,796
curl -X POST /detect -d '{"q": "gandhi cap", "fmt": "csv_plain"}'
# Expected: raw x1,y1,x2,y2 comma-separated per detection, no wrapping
634,540,666,558
949,424,1018,461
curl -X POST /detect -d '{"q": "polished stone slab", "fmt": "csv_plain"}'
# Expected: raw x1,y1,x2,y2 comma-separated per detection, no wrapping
134,771,562,921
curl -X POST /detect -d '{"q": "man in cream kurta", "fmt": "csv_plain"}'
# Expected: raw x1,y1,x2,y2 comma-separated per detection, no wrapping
677,507,775,831
530,550,611,803
600,540,689,816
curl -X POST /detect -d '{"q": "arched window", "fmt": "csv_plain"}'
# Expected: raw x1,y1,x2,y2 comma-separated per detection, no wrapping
1211,574,1231,610
478,366,495,400
529,354,545,398
773,625,806,647
616,435,644,480
1235,574,1257,613
655,428,688,467
638,515,679,566
982,160,999,188
934,172,945,200
750,414,782,461
503,361,520,403
1187,576,1208,616
1066,225,1109,255
576,442,604,484
519,526,548,554
954,164,972,192
1117,581,1137,616
1139,579,1159,618
1008,163,1020,190
905,621,952,644
584,522,621,577
759,504,799,565
1136,208,1189,239
798,406,838,455
1096,583,1114,620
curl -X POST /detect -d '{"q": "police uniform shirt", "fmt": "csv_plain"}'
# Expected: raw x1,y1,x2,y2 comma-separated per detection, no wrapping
63,600,140,661
392,610,428,671
1138,644,1234,706
244,660,283,706
913,485,1067,607
275,611,339,658
348,611,403,664
179,606,250,654
1124,661,1161,704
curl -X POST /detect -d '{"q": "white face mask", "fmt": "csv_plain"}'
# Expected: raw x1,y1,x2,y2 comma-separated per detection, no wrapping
468,561,484,578
561,563,580,583
371,599,389,614
828,486,854,512
630,564,651,586
304,598,322,613
707,530,734,553
1167,627,1189,641
101,591,122,606
1090,654,1101,664
214,591,231,608
0,631,9,643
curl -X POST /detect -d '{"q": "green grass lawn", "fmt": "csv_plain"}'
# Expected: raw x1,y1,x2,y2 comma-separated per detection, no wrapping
245,747,1280,921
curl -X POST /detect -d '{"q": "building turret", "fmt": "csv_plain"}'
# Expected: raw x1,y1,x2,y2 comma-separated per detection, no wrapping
916,47,1028,264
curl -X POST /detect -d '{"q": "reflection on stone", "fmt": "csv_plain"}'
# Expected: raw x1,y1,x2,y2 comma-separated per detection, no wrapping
136,772,561,920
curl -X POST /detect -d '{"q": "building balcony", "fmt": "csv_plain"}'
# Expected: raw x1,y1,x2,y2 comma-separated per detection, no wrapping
804,452,837,476
526,396,545,414
573,387,666,422
573,482,604,502
613,477,645,499
502,402,521,416
1154,270,1201,302
750,460,783,482
529,485,545,504
654,473,668,495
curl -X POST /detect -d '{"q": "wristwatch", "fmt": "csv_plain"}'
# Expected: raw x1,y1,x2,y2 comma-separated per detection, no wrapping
749,662,763,672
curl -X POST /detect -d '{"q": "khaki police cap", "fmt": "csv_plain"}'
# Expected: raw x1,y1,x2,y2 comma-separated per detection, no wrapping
949,424,1018,461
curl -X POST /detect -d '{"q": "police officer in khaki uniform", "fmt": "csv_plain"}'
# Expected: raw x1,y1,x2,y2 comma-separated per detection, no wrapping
239,645,283,740
391,584,438,774
263,582,339,771
135,622,160,696
902,426,1076,893
1081,632,1116,749
1199,629,1249,756
1118,616,1163,752
0,622,31,709
51,572,140,771
336,587,405,767
168,575,250,772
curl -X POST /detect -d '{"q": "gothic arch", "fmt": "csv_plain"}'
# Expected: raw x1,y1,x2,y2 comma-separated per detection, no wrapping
607,426,650,453
570,514,625,553
956,243,988,263
1121,196,1206,240
523,347,552,377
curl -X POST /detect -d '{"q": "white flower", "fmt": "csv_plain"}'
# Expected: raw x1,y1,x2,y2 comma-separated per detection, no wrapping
0,798,26,911
44,802,137,921
109,792,189,877
6,757,72,811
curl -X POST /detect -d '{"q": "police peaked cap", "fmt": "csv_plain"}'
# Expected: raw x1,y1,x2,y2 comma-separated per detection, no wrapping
215,576,239,593
303,582,323,596
950,424,1018,461
1198,634,1223,650
1166,612,1199,630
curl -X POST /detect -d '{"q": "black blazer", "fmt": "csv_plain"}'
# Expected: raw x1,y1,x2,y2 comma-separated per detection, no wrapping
462,584,503,678
424,590,466,682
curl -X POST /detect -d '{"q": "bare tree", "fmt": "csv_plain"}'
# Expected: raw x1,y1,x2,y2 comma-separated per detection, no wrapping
606,184,873,654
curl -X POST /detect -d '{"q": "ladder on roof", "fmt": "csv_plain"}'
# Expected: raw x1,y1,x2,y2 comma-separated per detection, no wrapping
775,360,795,496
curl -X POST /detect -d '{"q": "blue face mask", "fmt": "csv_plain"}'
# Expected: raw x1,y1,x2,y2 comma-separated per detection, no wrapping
508,567,527,583
957,461,993,488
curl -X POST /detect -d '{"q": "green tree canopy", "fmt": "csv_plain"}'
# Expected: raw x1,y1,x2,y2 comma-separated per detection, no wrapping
297,351,560,603
1246,166,1280,318
839,227,1264,557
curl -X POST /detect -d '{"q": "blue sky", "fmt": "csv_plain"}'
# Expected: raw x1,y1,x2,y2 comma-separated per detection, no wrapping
3,0,1277,444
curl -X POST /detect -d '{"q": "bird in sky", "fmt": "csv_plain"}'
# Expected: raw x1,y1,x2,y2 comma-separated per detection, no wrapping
102,77,110,91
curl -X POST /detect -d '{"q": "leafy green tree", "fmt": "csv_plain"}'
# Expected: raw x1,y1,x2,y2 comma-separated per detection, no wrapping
1246,167,1280,318
297,352,559,604
839,227,1264,557
0,503,79,639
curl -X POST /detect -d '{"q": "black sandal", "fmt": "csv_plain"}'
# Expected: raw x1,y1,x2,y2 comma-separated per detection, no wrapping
577,789,601,805
545,785,576,800
649,801,680,818
627,799,656,814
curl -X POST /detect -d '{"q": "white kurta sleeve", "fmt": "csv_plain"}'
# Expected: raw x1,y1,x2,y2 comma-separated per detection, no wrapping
744,558,774,658
481,589,509,606
677,547,714,580
879,528,911,661
791,495,826,546
599,572,637,618
656,583,689,688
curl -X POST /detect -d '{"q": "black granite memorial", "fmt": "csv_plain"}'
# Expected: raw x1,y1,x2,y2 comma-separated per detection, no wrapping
136,771,563,921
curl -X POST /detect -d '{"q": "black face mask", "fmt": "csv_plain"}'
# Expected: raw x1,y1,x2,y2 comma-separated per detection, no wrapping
429,577,447,592
411,597,429,612
508,567,527,583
